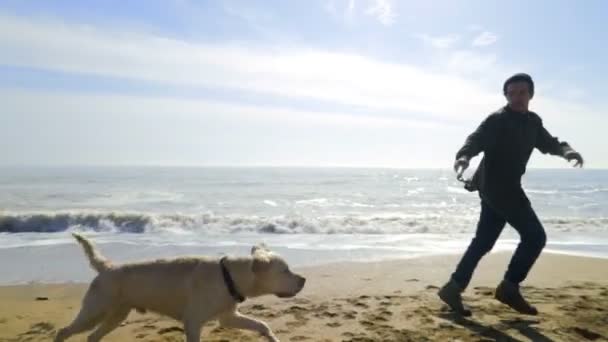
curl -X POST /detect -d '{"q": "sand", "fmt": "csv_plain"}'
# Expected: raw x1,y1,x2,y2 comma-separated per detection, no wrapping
1,252,607,341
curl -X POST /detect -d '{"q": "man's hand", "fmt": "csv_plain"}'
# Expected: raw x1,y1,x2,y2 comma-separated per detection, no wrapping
564,151,584,168
454,157,470,180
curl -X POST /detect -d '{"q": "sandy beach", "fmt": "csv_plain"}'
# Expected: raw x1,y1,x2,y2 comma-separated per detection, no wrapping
1,252,607,341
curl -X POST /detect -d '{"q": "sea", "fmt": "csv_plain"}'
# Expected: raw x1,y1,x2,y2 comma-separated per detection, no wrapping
1,166,607,284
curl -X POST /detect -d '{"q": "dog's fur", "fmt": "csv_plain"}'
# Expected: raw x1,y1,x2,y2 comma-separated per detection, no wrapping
55,233,306,342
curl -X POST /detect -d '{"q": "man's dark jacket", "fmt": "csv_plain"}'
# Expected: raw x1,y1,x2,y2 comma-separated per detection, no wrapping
456,105,574,215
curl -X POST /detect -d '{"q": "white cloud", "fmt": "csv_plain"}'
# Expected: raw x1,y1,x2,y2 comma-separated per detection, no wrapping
365,0,396,26
0,88,452,167
447,50,498,74
324,0,337,14
472,31,498,47
0,13,605,167
3,87,604,168
325,0,394,26
414,33,461,49
347,0,356,17
0,13,502,122
0,88,438,129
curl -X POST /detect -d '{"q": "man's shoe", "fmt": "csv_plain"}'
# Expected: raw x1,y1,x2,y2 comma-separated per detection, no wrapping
495,280,538,315
438,279,472,316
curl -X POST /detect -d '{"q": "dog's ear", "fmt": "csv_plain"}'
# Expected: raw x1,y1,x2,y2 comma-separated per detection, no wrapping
251,243,269,255
251,254,271,273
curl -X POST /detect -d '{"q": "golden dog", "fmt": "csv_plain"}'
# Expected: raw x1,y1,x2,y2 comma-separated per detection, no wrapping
55,233,306,341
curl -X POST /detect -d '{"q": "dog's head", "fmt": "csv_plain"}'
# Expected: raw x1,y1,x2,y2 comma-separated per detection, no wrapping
249,244,306,298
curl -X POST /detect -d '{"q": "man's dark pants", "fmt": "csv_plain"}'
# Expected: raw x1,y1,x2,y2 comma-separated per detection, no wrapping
451,196,547,289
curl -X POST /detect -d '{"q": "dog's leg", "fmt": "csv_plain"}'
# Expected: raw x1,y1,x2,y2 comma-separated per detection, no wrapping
183,319,202,342
86,307,130,342
54,287,109,341
219,311,279,342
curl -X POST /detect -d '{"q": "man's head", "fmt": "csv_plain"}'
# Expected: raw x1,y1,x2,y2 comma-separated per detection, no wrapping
503,73,534,113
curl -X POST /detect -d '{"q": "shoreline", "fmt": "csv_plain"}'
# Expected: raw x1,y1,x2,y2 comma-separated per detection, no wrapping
1,252,607,341
1,242,608,286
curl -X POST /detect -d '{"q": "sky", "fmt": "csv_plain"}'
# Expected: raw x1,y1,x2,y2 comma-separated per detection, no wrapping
1,0,606,168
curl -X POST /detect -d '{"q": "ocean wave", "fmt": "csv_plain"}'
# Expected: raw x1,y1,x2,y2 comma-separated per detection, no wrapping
263,200,279,207
575,188,608,194
0,212,153,233
525,189,559,195
525,187,608,195
1,211,607,234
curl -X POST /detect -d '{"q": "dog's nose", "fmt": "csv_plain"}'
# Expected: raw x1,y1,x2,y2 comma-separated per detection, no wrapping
299,276,306,287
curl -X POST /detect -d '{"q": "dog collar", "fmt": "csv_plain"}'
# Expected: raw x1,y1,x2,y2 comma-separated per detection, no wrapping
220,256,245,303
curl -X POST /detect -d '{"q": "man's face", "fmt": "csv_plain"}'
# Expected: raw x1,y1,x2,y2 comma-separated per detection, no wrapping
505,81,532,113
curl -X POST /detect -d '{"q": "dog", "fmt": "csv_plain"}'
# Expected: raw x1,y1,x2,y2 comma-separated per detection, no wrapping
55,233,306,342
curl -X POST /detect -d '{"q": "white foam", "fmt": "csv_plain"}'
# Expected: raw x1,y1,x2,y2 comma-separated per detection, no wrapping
446,186,468,194
263,200,278,207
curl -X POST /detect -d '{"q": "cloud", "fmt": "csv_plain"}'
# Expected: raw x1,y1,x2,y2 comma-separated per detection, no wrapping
347,0,356,19
0,13,604,137
1,14,605,168
414,33,460,49
325,0,394,26
324,0,337,14
0,13,502,122
447,50,498,74
472,31,498,46
365,0,396,26
0,88,439,129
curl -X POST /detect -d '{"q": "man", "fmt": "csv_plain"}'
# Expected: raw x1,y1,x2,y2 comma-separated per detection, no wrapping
438,73,584,316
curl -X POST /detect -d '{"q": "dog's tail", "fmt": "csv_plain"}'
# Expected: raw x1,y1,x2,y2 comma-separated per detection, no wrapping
72,233,111,273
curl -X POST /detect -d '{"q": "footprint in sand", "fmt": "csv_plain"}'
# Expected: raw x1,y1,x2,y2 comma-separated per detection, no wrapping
359,320,376,328
438,322,456,330
342,331,375,342
320,311,339,318
158,326,184,335
250,304,268,311
571,327,603,340
420,315,434,325
286,320,307,329
291,336,310,341
292,298,312,305
473,286,494,296
345,298,370,309
16,322,56,340
27,322,55,334
343,311,358,320
285,305,308,313
378,309,392,317
326,322,341,328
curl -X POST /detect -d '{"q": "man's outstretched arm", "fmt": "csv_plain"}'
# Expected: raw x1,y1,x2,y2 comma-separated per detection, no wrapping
454,114,497,172
535,120,584,167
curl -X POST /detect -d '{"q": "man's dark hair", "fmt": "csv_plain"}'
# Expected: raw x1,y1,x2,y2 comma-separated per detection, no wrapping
503,73,534,97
